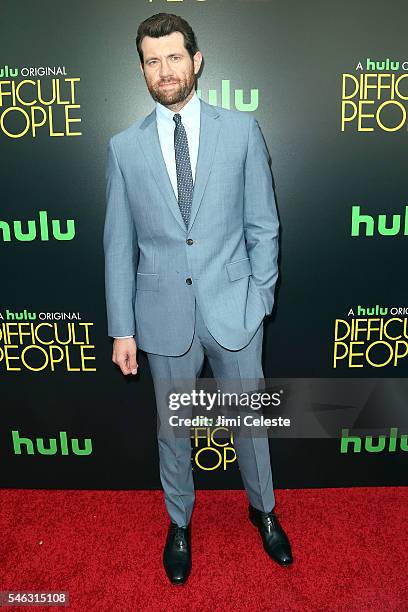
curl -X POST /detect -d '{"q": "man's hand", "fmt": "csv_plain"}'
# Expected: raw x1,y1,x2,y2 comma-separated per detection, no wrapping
112,338,138,375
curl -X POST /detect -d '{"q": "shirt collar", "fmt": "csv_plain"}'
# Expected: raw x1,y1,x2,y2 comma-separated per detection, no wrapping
155,91,200,129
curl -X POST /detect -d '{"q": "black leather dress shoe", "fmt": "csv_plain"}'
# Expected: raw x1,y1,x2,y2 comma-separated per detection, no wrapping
163,522,192,584
249,504,293,566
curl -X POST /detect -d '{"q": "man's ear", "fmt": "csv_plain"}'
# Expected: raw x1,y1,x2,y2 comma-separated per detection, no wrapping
139,62,144,75
193,51,203,76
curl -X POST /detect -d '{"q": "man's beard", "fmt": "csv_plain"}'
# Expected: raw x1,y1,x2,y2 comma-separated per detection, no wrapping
146,69,195,106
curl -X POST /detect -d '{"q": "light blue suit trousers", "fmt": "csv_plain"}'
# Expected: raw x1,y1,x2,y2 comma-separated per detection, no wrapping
147,298,275,527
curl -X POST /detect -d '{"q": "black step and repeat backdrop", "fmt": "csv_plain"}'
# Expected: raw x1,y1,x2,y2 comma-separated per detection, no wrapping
1,0,406,489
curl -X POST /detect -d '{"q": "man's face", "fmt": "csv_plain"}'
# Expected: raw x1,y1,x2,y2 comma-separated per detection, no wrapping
140,31,202,107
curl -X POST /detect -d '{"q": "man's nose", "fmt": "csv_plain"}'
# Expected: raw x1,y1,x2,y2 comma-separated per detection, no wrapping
159,59,174,79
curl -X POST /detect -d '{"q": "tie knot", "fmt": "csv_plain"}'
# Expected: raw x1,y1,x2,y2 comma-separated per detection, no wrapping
173,113,182,126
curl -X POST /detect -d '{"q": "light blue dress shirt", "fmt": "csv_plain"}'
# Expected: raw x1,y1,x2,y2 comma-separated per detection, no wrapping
115,91,201,339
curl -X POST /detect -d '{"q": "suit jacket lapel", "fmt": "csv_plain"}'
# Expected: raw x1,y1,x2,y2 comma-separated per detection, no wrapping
137,97,221,234
137,109,184,231
188,99,221,232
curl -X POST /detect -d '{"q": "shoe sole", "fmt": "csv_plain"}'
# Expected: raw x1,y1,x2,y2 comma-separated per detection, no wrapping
168,578,189,585
165,570,191,585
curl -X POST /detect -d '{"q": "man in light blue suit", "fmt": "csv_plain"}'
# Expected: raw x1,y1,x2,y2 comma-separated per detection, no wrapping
103,13,293,584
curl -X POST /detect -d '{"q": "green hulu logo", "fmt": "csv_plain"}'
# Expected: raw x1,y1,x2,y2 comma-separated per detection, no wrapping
197,80,258,111
357,304,388,316
366,58,400,71
0,210,76,242
351,205,408,237
6,309,36,321
0,65,18,77
340,428,408,453
12,430,92,455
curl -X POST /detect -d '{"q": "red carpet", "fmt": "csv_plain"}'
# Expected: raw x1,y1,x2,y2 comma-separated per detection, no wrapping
0,487,406,611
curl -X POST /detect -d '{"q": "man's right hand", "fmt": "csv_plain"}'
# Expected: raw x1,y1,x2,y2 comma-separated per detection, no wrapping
112,338,138,375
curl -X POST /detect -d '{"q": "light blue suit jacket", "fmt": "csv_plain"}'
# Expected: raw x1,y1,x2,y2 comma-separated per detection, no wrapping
103,97,279,356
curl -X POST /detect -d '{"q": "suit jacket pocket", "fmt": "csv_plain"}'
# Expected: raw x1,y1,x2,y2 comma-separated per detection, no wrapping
136,272,159,291
225,257,251,281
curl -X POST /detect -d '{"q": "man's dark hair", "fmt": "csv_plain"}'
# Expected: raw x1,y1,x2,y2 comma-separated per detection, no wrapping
136,13,199,65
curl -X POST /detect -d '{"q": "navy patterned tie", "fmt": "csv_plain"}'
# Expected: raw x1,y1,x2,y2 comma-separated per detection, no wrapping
173,113,193,228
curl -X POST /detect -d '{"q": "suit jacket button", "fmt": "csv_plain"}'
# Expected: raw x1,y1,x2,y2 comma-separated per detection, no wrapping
186,277,192,285
186,238,194,245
